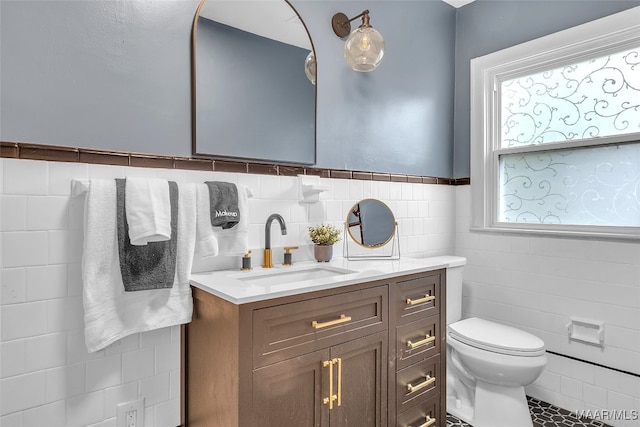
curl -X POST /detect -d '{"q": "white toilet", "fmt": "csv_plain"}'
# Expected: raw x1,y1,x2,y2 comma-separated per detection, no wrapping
446,260,547,427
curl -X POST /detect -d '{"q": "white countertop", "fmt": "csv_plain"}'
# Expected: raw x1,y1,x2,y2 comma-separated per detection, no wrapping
189,255,466,304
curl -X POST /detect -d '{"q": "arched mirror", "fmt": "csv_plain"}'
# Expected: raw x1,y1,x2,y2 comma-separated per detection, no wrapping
192,0,316,164
346,199,396,248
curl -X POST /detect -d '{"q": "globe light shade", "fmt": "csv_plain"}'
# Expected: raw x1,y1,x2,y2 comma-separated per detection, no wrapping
332,10,385,73
304,51,316,85
344,26,384,72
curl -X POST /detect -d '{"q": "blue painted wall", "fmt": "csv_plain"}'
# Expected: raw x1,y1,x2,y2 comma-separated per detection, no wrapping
1,1,637,178
295,1,457,177
0,0,196,156
0,0,456,177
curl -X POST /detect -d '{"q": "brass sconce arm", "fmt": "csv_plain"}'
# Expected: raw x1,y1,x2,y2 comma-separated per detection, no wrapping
331,10,371,38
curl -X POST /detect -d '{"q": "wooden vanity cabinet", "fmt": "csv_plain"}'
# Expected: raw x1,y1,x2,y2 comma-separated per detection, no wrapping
390,271,446,427
253,331,388,427
183,268,446,427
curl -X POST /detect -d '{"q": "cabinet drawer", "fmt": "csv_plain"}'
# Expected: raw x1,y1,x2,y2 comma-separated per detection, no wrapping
397,395,441,427
392,272,441,325
396,314,440,370
253,285,388,368
396,354,440,413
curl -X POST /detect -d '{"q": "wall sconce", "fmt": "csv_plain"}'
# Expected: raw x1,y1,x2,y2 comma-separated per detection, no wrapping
305,51,316,85
331,10,384,72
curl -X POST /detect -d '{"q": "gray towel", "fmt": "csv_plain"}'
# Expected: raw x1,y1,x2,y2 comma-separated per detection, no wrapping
116,179,178,292
206,181,240,229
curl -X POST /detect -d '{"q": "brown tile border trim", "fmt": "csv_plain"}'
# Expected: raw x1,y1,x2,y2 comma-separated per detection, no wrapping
19,143,79,163
0,141,470,185
0,142,19,158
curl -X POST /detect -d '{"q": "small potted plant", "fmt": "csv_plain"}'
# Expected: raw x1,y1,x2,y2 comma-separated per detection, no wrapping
308,223,342,262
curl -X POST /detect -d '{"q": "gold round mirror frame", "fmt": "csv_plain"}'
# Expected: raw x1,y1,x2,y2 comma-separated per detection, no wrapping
345,199,397,249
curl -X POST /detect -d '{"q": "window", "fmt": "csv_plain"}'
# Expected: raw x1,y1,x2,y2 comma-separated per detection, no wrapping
471,7,640,240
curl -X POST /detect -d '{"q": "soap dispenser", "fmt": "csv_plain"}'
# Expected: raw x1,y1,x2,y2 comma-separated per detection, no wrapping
241,250,252,270
283,246,298,266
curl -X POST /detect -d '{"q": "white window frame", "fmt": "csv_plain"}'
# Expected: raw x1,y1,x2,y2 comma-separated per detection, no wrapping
470,6,640,241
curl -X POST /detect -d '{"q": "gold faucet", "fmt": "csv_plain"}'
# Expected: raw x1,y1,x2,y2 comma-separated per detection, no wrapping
263,213,287,268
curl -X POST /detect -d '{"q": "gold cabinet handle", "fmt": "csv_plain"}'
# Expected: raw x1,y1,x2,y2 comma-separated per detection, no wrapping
409,415,436,427
406,334,436,350
405,294,435,306
406,375,436,393
335,358,342,407
312,314,352,329
322,360,337,409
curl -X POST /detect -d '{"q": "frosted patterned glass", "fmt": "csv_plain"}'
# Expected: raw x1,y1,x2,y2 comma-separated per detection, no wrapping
500,47,640,148
499,143,640,226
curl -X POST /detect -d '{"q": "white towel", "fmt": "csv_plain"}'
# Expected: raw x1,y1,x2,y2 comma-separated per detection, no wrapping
125,177,171,245
195,183,250,258
82,179,196,353
195,183,219,258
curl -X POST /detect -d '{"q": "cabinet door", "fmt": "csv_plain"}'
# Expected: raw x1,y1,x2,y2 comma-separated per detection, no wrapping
330,331,388,427
253,348,331,427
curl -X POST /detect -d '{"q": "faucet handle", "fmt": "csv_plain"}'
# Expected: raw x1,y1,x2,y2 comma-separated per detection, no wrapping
241,250,252,270
283,246,299,266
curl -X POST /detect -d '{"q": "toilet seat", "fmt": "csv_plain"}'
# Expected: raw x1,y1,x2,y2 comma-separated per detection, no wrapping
448,317,545,357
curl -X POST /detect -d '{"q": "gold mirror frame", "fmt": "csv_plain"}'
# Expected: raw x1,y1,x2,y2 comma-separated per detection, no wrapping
346,199,397,248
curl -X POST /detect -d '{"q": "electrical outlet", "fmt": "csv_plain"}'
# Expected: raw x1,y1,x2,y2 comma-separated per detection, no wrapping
117,398,145,427
126,409,137,427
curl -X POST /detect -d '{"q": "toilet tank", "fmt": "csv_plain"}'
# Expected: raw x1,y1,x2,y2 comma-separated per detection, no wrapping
445,259,466,325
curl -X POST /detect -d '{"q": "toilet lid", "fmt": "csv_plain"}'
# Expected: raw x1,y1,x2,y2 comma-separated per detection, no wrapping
448,317,545,357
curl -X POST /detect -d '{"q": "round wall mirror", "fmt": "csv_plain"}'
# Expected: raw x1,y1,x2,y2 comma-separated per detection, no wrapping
346,199,396,248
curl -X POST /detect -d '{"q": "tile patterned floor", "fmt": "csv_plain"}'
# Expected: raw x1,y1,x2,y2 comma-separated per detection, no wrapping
446,397,613,427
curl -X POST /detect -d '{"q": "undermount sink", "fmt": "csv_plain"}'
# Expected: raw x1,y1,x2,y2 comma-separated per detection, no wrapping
232,265,356,287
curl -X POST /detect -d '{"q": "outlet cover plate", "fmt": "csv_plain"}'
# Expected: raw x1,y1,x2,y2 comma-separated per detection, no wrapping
117,398,145,427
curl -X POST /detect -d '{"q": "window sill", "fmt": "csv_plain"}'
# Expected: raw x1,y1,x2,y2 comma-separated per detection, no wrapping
469,225,640,242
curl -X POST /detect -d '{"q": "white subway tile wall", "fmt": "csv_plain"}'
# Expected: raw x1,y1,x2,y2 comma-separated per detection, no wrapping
4,158,636,426
456,185,640,427
0,158,454,426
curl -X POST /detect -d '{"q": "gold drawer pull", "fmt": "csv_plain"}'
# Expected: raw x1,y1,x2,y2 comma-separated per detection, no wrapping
409,415,436,427
322,359,337,409
407,375,436,393
406,334,436,350
322,358,342,409
336,357,342,407
405,294,435,306
312,314,352,329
